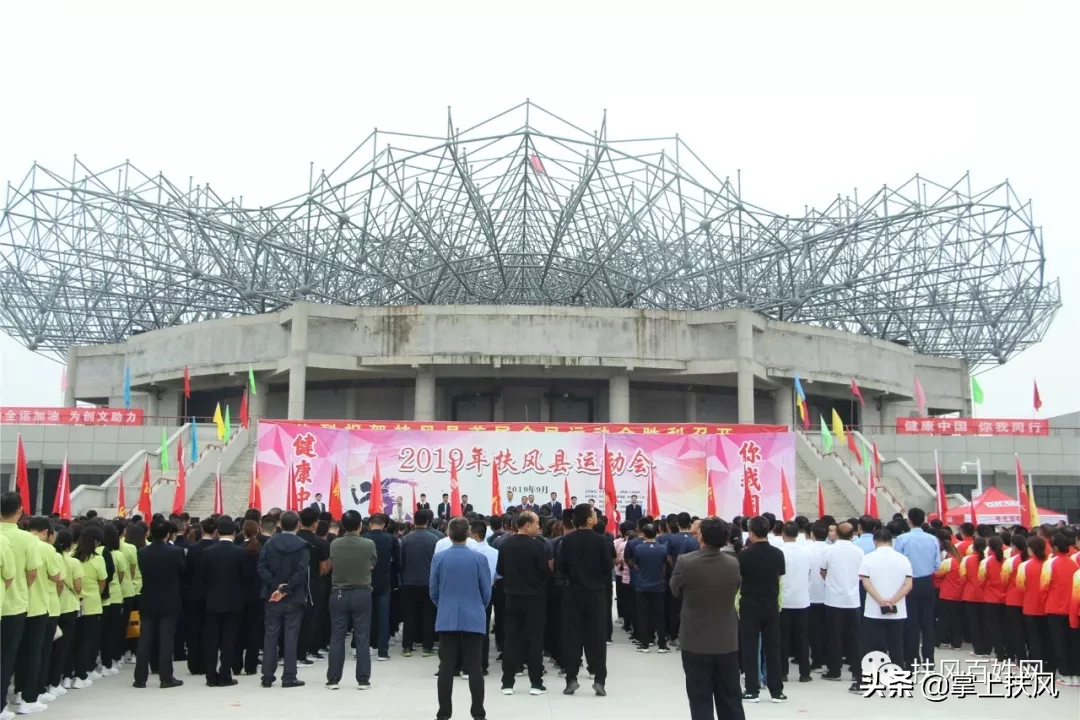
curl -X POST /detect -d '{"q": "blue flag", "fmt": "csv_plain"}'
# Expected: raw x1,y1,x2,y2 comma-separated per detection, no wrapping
793,373,806,402
190,417,199,464
123,366,131,409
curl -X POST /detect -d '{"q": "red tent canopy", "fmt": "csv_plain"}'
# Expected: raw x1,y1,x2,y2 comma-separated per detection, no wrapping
931,485,1067,526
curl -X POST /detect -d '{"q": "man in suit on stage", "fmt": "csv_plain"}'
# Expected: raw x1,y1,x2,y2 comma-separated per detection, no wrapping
544,491,563,518
625,495,643,524
134,519,186,689
417,494,432,512
310,493,327,514
461,495,474,514
437,494,452,520
201,519,252,687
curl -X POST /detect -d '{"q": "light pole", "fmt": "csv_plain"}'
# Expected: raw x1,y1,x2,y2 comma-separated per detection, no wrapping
960,459,983,498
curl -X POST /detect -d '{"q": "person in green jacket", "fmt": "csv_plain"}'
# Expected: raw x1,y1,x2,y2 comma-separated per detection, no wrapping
73,525,107,688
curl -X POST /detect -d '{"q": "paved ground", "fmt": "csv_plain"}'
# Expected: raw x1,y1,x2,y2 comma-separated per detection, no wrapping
30,638,1078,719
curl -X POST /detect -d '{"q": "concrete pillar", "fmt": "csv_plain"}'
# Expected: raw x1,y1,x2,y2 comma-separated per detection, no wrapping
685,391,698,423
492,393,505,422
414,371,436,421
773,385,794,428
35,461,45,515
249,382,270,422
608,373,630,424
63,348,77,407
146,389,160,420
540,393,551,422
736,313,755,423
287,304,310,420
344,387,358,420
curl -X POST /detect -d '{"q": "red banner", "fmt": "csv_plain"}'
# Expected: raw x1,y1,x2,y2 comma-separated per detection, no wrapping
279,420,786,435
895,417,1049,436
0,407,145,426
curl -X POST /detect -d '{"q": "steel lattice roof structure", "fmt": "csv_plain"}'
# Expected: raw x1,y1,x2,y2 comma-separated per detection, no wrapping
0,100,1061,364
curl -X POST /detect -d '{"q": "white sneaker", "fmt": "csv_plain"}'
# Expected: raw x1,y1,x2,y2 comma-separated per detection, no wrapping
37,693,56,702
88,671,102,680
47,686,66,697
16,702,47,715
0,708,15,720
71,678,92,690
104,667,120,677
60,679,71,690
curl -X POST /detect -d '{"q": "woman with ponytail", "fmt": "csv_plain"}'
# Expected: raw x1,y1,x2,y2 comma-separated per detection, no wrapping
1044,533,1079,685
960,537,990,657
1002,534,1029,662
979,536,1008,661
935,530,965,651
1018,535,1049,667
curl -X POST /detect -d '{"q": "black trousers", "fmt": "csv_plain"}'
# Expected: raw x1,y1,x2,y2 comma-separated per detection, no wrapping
544,583,562,661
501,594,546,688
903,576,936,665
965,601,990,655
636,590,667,649
0,612,26,713
562,587,608,685
1047,614,1073,676
204,610,242,685
36,615,59,696
262,601,303,684
740,603,782,696
807,603,826,668
1004,605,1026,662
983,603,1007,661
615,578,633,628
16,613,49,702
492,579,505,651
49,611,78,688
135,613,178,685
937,598,964,649
75,613,103,680
101,603,123,669
481,602,492,672
681,650,746,720
437,632,485,720
1023,614,1048,667
779,607,810,679
120,597,136,658
185,600,205,673
232,599,264,675
298,589,324,661
861,617,905,670
825,606,860,678
402,584,436,652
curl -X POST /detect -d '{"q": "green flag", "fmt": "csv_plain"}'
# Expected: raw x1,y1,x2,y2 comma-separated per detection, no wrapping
160,427,169,471
971,377,984,404
248,365,257,395
820,415,833,453
862,437,872,474
224,405,232,444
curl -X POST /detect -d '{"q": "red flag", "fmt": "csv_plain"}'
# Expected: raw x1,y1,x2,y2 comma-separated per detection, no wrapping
52,454,71,519
117,475,128,519
138,457,153,517
183,365,191,399
212,461,224,515
564,475,571,509
741,465,755,518
15,433,31,513
240,391,249,429
706,472,717,517
369,457,385,516
1033,380,1042,412
329,465,343,520
448,461,461,518
816,478,826,519
968,489,978,528
286,462,298,512
602,442,620,533
846,431,863,465
780,468,794,522
247,454,261,510
491,464,503,516
850,378,865,408
647,463,661,519
172,440,186,515
529,154,546,174
914,375,927,416
865,464,879,518
934,450,947,523
1015,455,1030,528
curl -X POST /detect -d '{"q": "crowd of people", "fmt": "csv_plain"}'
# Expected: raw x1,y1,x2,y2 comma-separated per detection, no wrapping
1,487,1079,720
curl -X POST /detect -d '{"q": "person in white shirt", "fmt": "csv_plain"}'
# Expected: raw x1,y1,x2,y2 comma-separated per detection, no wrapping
469,520,499,675
805,521,829,670
819,522,864,681
435,534,477,554
779,522,813,682
854,529,913,693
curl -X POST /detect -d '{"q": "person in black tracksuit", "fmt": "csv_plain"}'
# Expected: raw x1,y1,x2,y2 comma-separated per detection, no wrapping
496,511,550,694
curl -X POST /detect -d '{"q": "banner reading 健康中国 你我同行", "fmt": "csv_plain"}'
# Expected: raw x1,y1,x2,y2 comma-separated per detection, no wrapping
256,421,794,520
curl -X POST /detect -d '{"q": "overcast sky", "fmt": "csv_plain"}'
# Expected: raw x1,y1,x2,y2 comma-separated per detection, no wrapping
1,1,1076,420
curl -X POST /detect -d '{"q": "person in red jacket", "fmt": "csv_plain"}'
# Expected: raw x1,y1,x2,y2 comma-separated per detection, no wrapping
1001,535,1028,662
934,531,965,651
960,537,988,657
1042,534,1079,685
1017,536,1049,667
955,523,976,557
979,536,1009,661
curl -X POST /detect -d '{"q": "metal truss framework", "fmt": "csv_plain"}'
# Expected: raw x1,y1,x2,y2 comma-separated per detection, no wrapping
0,101,1061,364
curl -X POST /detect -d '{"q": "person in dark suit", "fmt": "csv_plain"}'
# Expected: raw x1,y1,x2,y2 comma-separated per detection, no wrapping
416,494,431,512
183,517,217,675
669,517,745,720
437,494,451,520
625,495,643,525
527,495,540,513
201,519,252,687
310,494,327,514
134,519,186,689
545,491,563,518
461,495,474,514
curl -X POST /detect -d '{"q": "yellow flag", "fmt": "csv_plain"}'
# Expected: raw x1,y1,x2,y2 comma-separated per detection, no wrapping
1028,476,1041,526
831,408,846,443
213,403,225,441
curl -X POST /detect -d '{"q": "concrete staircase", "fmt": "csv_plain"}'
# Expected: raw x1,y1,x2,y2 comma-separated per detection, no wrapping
794,451,858,520
187,441,257,519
